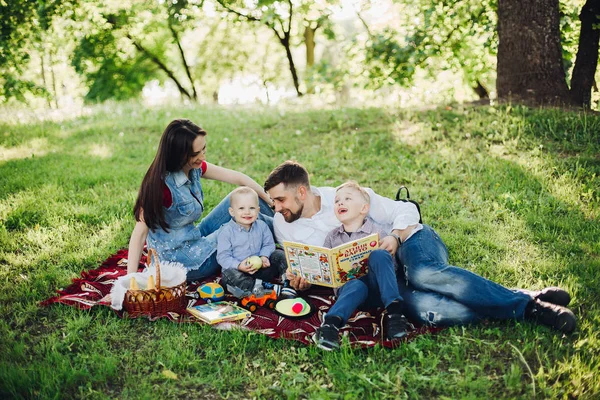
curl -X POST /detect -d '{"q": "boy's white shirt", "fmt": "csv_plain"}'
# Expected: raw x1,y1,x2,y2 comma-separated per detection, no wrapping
273,186,422,246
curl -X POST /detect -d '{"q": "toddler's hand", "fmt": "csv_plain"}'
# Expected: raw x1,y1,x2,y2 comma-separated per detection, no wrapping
261,256,270,268
238,259,257,274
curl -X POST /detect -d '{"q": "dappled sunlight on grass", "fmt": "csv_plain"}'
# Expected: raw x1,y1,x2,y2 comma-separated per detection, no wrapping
0,105,94,126
506,152,599,221
87,143,113,159
3,217,124,273
0,138,50,162
392,120,426,147
1,103,599,399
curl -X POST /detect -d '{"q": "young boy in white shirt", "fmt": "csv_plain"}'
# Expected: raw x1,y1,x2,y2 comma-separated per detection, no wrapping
314,181,412,350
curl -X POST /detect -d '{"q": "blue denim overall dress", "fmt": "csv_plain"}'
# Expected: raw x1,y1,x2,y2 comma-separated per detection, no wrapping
146,168,218,273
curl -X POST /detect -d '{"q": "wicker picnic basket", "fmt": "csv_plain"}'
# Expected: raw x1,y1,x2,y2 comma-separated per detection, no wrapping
123,249,187,318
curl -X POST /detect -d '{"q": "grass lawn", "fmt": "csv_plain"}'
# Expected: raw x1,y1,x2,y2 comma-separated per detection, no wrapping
1,101,599,399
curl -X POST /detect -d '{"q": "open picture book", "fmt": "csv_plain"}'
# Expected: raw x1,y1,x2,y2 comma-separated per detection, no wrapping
282,233,379,288
187,301,251,324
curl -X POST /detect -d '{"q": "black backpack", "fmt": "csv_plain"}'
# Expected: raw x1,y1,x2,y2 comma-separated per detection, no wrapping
395,186,422,223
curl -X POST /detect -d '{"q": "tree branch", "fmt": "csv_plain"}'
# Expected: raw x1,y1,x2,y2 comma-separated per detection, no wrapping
126,33,192,99
286,0,293,34
168,21,197,100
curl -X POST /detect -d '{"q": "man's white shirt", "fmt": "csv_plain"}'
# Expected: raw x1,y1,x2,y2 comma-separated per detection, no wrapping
273,186,422,246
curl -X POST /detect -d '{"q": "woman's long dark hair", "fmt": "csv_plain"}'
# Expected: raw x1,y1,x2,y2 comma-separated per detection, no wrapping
134,119,207,231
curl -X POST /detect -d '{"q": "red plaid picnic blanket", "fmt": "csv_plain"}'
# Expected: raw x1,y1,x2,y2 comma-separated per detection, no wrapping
41,249,439,348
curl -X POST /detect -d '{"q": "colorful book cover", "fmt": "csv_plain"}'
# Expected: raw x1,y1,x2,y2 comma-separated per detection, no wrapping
283,233,379,288
187,301,251,324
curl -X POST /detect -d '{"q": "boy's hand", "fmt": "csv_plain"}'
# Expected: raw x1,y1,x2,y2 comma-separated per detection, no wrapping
238,259,257,274
260,256,270,268
286,268,311,291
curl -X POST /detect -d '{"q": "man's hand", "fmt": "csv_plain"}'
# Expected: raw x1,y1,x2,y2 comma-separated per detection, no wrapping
379,235,399,255
260,256,270,268
286,269,311,291
238,258,257,274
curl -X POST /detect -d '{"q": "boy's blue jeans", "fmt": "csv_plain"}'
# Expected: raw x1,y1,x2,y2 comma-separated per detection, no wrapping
327,250,402,324
398,225,532,325
186,194,274,281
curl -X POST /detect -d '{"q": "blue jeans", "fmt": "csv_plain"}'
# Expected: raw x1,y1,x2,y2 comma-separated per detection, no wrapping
186,194,274,281
327,250,402,323
397,225,532,325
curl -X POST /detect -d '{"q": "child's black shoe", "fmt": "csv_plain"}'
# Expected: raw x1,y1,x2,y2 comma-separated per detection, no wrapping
314,323,340,351
313,315,343,351
386,314,413,340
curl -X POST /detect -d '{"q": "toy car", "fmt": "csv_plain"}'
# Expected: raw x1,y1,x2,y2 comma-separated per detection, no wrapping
226,284,278,312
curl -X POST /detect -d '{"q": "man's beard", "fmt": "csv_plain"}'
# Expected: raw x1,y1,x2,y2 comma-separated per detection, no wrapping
282,201,304,223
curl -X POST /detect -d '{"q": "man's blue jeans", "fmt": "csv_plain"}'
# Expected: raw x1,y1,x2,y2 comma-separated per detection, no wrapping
397,225,532,326
327,250,402,323
187,193,274,281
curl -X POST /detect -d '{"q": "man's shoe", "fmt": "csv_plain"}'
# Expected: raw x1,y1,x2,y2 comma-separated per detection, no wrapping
532,287,571,307
313,323,340,351
524,299,576,333
386,314,413,340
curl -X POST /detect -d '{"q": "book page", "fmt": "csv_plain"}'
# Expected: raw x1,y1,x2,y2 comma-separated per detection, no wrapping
332,233,379,287
283,243,335,287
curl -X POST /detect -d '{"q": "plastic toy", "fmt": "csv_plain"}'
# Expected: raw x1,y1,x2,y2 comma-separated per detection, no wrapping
274,298,313,318
197,282,225,302
226,285,278,312
291,301,305,314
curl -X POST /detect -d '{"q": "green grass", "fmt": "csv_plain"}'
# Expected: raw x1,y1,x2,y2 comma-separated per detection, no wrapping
1,101,599,399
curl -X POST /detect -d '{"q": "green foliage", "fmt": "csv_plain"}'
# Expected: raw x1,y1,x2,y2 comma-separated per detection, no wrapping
0,0,76,103
358,0,497,93
0,101,599,398
71,14,156,102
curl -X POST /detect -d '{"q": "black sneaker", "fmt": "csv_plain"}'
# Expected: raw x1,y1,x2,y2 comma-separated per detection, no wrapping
386,314,413,339
532,287,571,307
524,299,576,333
313,323,340,351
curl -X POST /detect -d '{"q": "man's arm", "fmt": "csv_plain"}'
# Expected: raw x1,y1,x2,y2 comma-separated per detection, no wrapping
365,188,420,254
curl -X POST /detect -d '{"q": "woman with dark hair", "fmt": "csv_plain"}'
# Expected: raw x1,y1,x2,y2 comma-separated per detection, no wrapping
127,119,274,281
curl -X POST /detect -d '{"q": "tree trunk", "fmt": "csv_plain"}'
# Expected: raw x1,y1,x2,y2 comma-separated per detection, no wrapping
304,26,315,67
569,0,600,108
497,0,571,105
304,25,317,94
40,51,52,109
49,50,59,109
280,35,302,96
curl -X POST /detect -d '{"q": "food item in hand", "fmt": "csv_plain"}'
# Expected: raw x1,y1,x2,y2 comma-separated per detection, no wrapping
247,256,263,270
